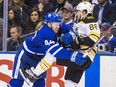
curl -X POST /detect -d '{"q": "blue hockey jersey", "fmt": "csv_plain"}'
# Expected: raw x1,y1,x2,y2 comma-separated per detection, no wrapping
22,24,72,59
59,20,74,34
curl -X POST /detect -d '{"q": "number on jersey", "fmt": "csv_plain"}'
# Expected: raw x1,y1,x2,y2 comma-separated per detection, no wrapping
89,24,97,30
45,40,55,46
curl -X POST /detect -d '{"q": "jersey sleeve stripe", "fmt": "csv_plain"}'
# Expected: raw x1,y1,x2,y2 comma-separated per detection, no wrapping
90,49,95,56
94,46,98,51
14,50,24,78
89,32,100,38
89,35,99,42
39,63,46,71
90,34,100,40
92,48,97,54
52,47,63,56
42,58,51,68
47,44,59,52
23,41,44,55
80,45,89,50
80,21,85,24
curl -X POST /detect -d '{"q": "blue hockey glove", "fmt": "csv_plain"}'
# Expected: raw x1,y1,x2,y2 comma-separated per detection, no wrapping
70,51,87,65
61,31,77,46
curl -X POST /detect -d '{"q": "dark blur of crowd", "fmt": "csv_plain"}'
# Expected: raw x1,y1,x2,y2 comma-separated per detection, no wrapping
0,0,116,52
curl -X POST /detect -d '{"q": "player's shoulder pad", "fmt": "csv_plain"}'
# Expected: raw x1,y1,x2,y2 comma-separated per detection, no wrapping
39,24,56,40
83,16,97,23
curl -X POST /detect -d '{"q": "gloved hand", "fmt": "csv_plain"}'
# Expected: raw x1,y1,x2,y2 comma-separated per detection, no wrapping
61,31,77,46
70,51,87,65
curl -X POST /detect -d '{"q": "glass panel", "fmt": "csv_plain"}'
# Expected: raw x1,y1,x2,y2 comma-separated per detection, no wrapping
0,18,3,51
0,0,3,51
3,0,8,51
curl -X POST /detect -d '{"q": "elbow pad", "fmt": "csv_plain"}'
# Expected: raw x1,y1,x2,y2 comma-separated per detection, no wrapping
78,37,95,47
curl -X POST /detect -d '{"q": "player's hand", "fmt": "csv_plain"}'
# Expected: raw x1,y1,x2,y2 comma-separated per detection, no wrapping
70,51,87,65
61,31,77,46
61,33,73,46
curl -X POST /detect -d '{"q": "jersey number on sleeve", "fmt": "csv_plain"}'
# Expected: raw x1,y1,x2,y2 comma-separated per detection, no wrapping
45,40,55,46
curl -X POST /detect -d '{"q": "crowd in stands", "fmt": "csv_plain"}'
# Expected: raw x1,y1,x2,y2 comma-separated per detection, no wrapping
0,0,116,52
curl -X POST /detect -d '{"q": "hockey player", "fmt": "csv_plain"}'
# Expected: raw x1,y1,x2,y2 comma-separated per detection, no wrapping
8,12,87,87
60,1,100,87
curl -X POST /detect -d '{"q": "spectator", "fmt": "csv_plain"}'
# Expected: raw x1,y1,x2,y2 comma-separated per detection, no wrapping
54,0,67,16
34,0,55,19
99,22,116,52
0,0,3,18
24,0,38,10
7,25,23,51
93,0,116,25
68,0,80,7
0,18,3,50
49,0,58,6
8,6,22,37
111,26,116,37
24,8,43,34
81,0,92,3
60,2,74,34
9,0,29,22
81,0,97,7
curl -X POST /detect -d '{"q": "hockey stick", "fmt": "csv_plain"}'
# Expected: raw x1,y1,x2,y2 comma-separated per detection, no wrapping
19,31,36,38
83,21,116,60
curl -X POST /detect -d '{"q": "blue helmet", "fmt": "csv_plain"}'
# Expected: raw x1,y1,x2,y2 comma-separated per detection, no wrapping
44,12,62,23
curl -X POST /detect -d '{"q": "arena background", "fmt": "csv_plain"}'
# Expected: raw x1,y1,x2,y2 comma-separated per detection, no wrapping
0,52,116,87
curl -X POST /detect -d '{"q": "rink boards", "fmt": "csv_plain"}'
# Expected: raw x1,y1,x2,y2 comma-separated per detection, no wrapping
0,52,116,87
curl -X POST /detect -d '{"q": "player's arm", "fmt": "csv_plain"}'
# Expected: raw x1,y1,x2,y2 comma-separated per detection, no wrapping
75,34,99,47
72,23,100,48
30,38,86,76
40,37,87,63
61,31,77,46
30,31,71,59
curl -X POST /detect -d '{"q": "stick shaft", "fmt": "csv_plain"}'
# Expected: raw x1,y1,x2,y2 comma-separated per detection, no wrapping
20,32,35,38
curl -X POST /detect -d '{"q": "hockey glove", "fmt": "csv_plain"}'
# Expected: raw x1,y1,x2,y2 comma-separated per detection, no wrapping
61,31,77,46
70,51,87,65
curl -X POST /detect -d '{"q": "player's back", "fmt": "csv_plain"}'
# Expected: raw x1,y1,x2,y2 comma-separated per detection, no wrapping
76,17,100,60
22,24,57,57
77,17,100,38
